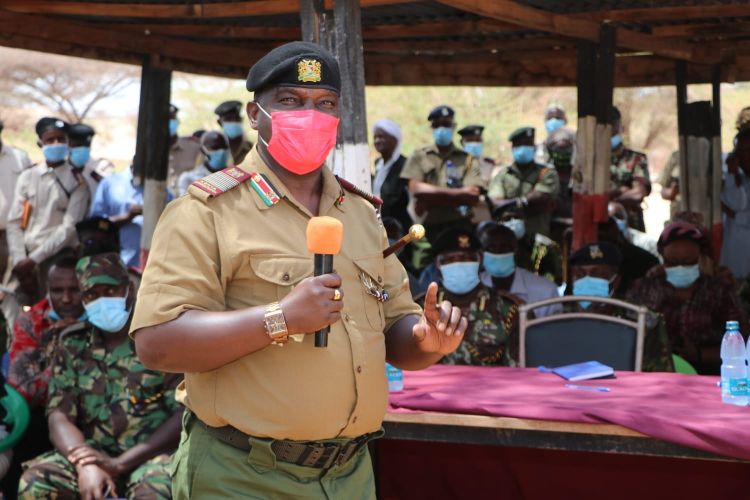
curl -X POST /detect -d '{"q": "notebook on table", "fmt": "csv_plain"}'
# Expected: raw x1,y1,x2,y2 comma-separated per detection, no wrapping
547,361,614,381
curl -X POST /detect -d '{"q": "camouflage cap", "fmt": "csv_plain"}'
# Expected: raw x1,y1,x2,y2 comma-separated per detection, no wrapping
76,252,130,291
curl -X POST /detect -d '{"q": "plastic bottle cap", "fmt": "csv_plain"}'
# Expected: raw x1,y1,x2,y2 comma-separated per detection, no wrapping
727,320,740,330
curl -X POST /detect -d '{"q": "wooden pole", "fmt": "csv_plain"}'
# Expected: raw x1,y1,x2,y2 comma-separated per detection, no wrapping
675,60,689,212
137,57,172,267
300,0,370,190
710,64,723,260
571,25,616,250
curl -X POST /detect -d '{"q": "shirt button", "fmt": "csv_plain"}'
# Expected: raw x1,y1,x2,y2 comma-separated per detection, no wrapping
378,275,383,283
356,365,362,373
344,314,350,322
282,273,290,282
352,416,358,423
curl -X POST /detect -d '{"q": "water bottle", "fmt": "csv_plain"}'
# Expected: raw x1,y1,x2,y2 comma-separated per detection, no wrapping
445,160,462,188
720,320,747,405
386,363,404,392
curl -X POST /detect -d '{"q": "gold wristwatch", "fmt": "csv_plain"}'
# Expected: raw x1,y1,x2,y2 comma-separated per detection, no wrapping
264,302,288,345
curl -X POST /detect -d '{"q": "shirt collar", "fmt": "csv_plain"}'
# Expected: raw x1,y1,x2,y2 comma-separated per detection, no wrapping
246,147,344,215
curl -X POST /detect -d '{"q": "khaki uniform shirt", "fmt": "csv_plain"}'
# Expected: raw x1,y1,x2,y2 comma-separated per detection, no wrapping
168,137,202,195
7,162,89,265
131,148,421,441
400,144,485,227
610,146,650,231
488,162,560,237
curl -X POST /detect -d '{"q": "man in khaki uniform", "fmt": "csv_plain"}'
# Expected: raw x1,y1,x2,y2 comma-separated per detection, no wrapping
489,127,560,239
215,100,254,165
401,105,485,237
7,117,90,302
167,104,202,195
131,42,467,499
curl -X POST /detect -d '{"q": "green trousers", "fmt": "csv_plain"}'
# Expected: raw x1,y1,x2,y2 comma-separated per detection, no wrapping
171,416,376,500
18,450,171,499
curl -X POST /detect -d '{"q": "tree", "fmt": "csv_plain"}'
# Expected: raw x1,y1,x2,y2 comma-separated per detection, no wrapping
0,47,136,123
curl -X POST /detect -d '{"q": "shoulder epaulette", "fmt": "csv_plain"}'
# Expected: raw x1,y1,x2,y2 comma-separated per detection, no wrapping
335,175,383,208
190,166,253,198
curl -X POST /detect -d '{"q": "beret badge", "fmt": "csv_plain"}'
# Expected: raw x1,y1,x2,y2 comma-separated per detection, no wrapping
298,59,322,83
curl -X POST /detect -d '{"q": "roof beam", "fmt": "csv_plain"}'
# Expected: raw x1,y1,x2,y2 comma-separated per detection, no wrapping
432,0,708,63
0,0,408,18
582,5,750,23
0,10,266,69
652,22,750,38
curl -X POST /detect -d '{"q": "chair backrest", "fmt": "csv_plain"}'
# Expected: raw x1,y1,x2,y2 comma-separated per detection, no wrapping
519,295,647,371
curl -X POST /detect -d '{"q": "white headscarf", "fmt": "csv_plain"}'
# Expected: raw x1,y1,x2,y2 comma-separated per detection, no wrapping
372,119,403,197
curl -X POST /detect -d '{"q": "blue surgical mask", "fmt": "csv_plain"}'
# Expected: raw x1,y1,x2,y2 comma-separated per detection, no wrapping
545,118,565,134
665,264,700,289
463,141,483,157
615,218,628,234
207,149,229,171
42,144,69,163
69,146,91,168
483,252,515,278
433,127,453,147
169,119,179,137
611,134,622,149
84,291,131,333
440,261,480,295
573,276,613,309
502,218,526,240
512,145,535,165
222,121,244,139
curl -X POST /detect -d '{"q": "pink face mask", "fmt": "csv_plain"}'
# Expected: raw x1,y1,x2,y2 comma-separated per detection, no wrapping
257,104,340,175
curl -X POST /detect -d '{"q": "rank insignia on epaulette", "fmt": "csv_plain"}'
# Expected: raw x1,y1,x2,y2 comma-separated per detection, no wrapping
249,172,281,207
191,167,252,198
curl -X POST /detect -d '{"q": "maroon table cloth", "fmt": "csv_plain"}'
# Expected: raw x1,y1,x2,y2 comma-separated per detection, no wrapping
387,365,750,461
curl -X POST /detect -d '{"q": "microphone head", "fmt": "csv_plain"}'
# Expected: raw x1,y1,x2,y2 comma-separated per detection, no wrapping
306,216,343,255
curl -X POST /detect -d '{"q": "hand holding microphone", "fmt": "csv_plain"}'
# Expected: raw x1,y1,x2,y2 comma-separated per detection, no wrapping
280,217,344,347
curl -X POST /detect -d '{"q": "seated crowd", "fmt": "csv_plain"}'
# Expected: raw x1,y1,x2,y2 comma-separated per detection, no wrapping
0,99,748,498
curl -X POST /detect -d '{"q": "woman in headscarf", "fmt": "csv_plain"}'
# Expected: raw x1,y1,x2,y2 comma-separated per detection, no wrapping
372,119,412,232
626,221,748,374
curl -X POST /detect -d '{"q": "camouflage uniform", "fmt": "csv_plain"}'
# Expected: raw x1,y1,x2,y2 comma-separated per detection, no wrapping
431,285,522,367
19,256,181,499
659,151,681,218
522,233,563,285
610,147,651,232
488,161,560,238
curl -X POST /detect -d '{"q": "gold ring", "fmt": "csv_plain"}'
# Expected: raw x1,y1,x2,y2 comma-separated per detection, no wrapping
333,288,342,301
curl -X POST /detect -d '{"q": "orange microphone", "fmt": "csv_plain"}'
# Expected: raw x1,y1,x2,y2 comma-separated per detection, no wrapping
306,216,344,347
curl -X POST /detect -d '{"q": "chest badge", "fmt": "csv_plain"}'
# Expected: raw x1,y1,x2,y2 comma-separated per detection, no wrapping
360,272,389,302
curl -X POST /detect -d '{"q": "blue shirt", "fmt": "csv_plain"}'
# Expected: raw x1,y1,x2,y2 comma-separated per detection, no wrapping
89,169,172,267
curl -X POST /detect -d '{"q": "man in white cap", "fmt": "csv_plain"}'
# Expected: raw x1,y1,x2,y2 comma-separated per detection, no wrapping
372,119,411,232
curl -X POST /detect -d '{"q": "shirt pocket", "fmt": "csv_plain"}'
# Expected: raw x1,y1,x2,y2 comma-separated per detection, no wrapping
249,254,312,302
353,255,386,332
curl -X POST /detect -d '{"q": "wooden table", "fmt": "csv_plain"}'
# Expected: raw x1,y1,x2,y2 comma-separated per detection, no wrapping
383,411,744,462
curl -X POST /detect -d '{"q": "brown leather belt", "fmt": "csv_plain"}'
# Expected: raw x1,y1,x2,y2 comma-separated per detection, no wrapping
199,420,381,470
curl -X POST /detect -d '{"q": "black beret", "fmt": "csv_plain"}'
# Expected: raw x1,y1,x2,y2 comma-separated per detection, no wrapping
569,242,622,267
35,117,69,138
169,104,179,114
458,124,484,137
68,123,95,145
508,127,535,142
76,216,118,237
427,105,455,122
432,225,480,256
214,100,243,117
246,41,341,94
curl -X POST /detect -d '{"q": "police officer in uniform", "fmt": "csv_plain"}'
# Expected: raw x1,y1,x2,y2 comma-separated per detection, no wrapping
214,100,254,165
7,117,90,301
130,41,467,499
489,127,560,238
457,124,496,184
167,104,202,195
401,105,486,239
609,106,651,232
67,123,115,203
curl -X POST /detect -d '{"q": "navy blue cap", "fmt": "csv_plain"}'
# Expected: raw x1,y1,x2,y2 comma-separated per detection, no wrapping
569,242,622,267
458,124,484,137
508,127,535,142
428,105,455,122
35,117,69,138
68,123,95,145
